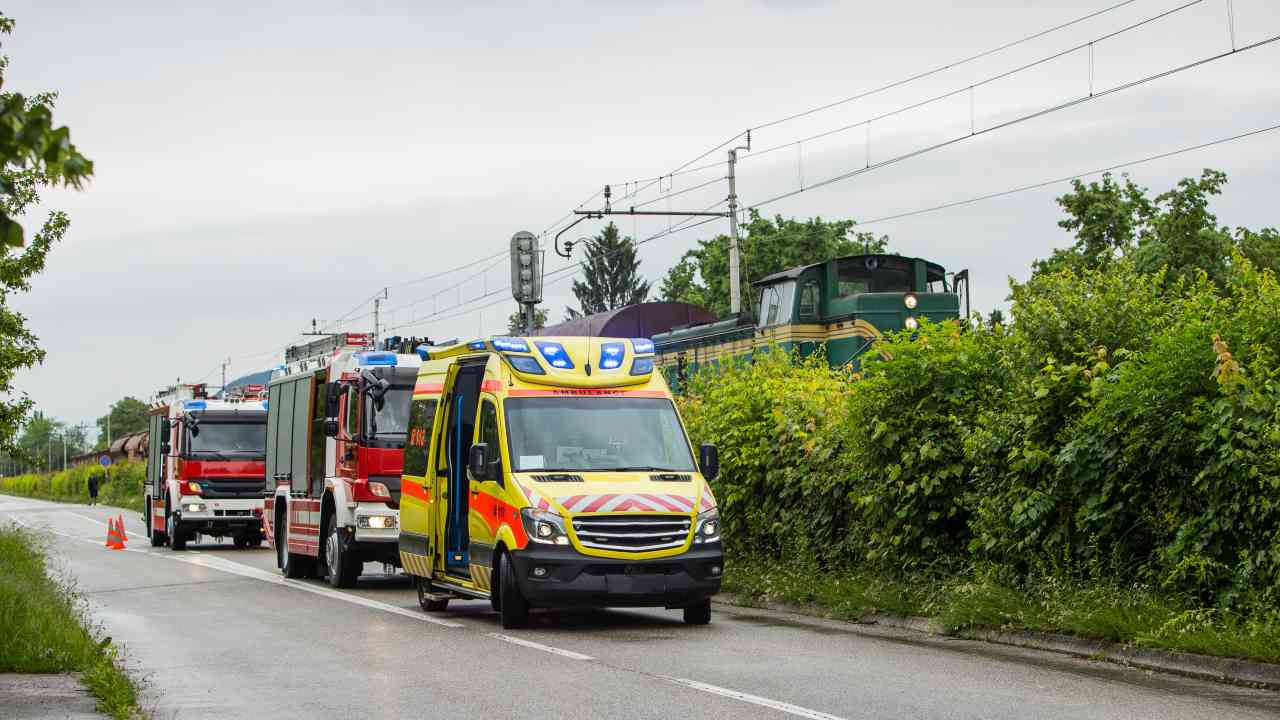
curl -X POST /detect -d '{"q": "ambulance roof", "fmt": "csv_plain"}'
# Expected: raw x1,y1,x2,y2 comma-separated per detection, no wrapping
417,336,661,391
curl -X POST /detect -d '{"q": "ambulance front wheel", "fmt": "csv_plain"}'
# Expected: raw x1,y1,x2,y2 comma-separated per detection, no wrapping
498,551,529,629
682,598,712,626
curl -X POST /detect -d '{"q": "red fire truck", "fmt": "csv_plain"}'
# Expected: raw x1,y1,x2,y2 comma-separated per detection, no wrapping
263,334,423,586
144,383,269,550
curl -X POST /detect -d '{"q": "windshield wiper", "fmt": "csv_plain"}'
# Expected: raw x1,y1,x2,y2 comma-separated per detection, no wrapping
607,466,683,472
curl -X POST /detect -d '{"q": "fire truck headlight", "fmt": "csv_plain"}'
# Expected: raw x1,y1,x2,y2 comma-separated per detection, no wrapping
184,503,206,513
187,482,202,494
368,482,391,499
521,508,569,545
357,515,397,529
694,508,720,543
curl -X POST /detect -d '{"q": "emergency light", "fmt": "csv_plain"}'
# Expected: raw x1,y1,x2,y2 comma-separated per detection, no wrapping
535,341,573,369
468,340,487,350
415,345,431,361
492,337,530,353
599,342,626,370
505,354,545,375
183,400,208,411
354,351,398,367
631,338,655,355
630,358,654,376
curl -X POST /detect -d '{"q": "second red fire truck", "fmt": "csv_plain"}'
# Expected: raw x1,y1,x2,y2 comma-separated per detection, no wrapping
144,383,269,550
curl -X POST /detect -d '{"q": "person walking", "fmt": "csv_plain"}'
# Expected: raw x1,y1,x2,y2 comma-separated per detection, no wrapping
87,471,100,506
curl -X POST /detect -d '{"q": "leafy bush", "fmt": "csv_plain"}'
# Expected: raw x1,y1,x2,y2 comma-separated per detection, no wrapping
0,460,144,512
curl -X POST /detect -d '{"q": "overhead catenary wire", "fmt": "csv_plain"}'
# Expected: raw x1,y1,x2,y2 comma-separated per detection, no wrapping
746,31,1280,211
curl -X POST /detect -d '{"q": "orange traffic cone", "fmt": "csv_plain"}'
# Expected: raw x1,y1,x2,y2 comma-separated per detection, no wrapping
116,515,128,542
105,517,125,550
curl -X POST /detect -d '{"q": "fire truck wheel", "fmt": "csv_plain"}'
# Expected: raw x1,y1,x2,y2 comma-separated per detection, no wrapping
682,599,712,626
324,514,360,588
148,509,164,547
498,552,529,629
167,511,188,551
417,577,449,612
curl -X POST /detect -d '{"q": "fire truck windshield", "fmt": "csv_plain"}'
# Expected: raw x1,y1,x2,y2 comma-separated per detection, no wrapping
187,421,267,458
365,386,411,441
504,397,696,473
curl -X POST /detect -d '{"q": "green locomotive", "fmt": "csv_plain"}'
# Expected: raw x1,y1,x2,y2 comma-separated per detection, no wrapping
653,254,965,381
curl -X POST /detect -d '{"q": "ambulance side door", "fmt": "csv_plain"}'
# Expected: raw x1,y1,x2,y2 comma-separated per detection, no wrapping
467,396,502,591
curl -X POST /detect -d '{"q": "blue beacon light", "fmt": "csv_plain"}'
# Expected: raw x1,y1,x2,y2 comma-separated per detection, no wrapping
599,342,626,370
535,341,574,369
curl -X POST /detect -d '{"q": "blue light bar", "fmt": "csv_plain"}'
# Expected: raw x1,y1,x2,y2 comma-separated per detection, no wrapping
184,400,208,411
415,345,431,361
354,351,398,366
599,342,626,370
262,400,268,411
535,341,574,370
505,354,545,375
468,340,487,350
631,338,655,355
630,357,654,376
492,337,530,353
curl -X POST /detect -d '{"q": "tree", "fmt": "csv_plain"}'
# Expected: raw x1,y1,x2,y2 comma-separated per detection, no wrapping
987,308,1005,328
1034,170,1277,289
95,397,149,449
567,223,650,319
506,306,547,335
0,16,94,453
16,411,61,471
659,210,887,318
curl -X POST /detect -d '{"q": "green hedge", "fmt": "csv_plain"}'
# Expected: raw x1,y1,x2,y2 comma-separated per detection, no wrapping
680,256,1280,617
0,461,144,513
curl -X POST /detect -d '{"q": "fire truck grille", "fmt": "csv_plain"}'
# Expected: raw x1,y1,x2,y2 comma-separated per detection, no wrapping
198,478,266,499
571,514,691,552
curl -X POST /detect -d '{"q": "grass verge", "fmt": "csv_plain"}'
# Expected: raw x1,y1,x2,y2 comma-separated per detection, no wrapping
0,525,143,719
723,556,1280,665
0,462,144,513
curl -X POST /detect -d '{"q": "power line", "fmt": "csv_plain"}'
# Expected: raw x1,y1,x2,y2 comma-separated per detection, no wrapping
747,31,1280,211
745,0,1208,165
750,0,1143,132
846,122,1280,227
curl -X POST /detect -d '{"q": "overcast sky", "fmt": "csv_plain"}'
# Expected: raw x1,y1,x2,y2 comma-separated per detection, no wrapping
9,0,1280,439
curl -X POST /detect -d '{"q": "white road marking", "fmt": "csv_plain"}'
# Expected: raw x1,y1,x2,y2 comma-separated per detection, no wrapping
167,552,465,627
662,677,847,720
487,633,594,661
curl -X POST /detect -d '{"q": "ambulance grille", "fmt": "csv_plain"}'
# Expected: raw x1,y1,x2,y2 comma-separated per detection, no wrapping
571,515,691,552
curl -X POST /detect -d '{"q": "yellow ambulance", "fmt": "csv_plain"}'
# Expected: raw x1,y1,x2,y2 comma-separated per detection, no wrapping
398,336,723,628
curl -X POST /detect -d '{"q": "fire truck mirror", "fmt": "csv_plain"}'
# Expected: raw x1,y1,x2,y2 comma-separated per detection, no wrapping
324,418,339,438
160,418,171,437
469,443,490,480
325,382,341,418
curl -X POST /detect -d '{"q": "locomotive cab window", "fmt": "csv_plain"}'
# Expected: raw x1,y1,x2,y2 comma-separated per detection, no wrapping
757,281,795,327
797,279,820,321
837,256,913,296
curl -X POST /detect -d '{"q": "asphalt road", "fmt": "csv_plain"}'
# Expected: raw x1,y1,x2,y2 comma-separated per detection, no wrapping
4,495,1278,720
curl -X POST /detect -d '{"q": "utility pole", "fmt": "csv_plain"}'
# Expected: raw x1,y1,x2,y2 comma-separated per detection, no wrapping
221,357,231,395
373,287,388,347
106,412,111,449
561,131,751,315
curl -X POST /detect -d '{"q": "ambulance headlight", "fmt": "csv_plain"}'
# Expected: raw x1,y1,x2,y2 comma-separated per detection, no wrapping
521,508,569,545
694,508,720,543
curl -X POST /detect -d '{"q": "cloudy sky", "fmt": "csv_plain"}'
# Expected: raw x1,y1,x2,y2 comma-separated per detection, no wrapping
9,0,1280,438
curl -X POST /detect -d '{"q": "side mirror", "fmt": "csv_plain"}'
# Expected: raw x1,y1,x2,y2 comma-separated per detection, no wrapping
699,443,719,481
325,382,342,418
324,419,339,437
469,443,489,480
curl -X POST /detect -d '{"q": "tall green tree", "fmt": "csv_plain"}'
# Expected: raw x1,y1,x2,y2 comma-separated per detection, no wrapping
95,397,149,449
0,15,94,453
1033,170,1276,288
659,211,887,318
506,306,547,335
16,411,60,470
567,223,650,319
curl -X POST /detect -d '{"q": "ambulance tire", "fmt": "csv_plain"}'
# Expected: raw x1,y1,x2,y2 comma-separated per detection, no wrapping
682,598,712,626
498,551,529,629
324,514,360,588
417,577,449,612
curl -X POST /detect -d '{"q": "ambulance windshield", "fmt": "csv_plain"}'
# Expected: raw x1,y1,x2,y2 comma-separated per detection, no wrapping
504,397,696,473
187,421,266,458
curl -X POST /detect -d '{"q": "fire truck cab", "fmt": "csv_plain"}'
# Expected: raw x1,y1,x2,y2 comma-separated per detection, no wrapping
263,333,423,587
144,383,269,550
399,336,723,629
